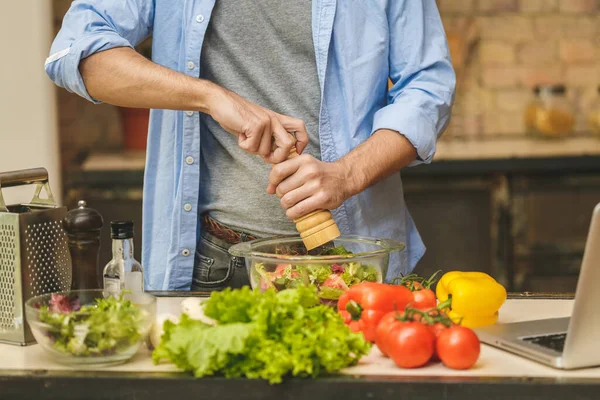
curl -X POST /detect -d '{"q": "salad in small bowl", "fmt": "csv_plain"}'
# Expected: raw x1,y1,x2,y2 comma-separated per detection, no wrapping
229,235,405,305
25,289,156,368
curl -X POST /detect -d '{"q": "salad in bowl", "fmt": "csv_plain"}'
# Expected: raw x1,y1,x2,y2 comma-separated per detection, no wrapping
229,235,405,305
25,289,156,367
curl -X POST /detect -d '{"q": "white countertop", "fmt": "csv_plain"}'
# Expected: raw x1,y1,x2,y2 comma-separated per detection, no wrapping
3,297,600,379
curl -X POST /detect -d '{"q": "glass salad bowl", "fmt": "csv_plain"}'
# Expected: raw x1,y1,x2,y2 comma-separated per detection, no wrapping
25,289,156,368
229,235,405,305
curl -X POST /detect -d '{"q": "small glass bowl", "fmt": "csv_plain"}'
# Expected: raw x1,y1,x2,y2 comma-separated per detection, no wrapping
25,289,156,368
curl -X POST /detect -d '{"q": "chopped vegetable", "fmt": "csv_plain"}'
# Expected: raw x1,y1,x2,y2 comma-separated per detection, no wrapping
339,262,379,286
337,282,414,342
152,286,371,384
318,287,346,300
251,245,380,304
436,271,507,327
37,293,147,357
324,245,353,255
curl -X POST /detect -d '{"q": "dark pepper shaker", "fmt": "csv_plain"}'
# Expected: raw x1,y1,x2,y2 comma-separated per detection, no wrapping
63,200,104,290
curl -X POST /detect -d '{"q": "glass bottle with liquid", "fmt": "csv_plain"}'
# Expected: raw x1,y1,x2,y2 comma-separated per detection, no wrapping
103,221,144,292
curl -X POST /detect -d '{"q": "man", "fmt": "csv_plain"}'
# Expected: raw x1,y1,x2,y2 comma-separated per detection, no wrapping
46,0,455,291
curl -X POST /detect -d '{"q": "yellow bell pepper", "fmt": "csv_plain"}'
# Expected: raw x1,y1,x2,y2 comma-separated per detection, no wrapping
436,271,507,328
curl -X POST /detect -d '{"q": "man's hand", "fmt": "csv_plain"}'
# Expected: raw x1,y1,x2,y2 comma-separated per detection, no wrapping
208,86,309,164
268,129,418,220
267,155,353,220
79,47,308,164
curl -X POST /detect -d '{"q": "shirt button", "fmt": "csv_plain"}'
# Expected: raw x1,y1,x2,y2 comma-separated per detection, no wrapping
187,61,195,70
184,203,192,212
185,156,194,165
181,249,190,257
185,111,194,116
196,14,205,23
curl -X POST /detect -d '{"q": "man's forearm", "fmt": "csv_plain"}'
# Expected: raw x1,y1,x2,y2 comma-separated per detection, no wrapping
78,46,308,163
338,129,418,197
79,47,215,113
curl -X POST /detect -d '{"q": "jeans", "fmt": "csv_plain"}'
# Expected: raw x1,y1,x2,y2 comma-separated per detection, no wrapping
190,224,253,291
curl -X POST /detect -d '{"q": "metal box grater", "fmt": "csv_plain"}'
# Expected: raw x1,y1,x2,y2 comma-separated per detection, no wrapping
0,168,71,345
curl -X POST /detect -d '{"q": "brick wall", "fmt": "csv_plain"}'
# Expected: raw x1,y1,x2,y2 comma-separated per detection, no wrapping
438,0,600,139
51,0,600,167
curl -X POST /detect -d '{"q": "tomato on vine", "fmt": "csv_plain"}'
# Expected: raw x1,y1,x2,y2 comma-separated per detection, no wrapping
393,270,441,310
386,321,435,368
436,326,481,370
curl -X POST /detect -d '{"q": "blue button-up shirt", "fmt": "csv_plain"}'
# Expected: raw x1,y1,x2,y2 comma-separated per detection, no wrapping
46,0,455,290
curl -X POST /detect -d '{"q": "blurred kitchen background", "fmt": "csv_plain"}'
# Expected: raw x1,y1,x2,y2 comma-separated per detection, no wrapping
2,0,600,292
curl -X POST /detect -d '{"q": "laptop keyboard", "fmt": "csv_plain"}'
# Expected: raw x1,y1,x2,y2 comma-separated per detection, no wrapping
522,333,567,352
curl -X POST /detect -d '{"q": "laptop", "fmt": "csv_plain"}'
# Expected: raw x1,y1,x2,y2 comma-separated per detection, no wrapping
475,203,600,369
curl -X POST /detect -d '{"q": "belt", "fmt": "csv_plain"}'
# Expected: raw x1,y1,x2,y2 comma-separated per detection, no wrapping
202,215,257,244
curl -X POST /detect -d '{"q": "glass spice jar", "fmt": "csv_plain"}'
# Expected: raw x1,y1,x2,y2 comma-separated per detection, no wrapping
525,86,541,134
588,86,600,136
525,85,575,138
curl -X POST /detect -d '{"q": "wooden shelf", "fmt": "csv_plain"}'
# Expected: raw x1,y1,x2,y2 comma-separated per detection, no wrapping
435,136,600,161
81,151,146,172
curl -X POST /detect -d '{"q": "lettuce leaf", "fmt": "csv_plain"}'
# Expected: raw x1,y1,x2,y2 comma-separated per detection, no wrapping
153,286,371,384
340,262,380,286
152,314,208,370
300,264,334,284
322,245,353,256
318,287,346,300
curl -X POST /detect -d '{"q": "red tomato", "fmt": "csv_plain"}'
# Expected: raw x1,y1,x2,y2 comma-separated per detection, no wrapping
270,264,301,280
411,288,437,310
273,264,290,278
436,326,481,370
428,322,449,361
375,312,402,357
259,277,274,290
385,322,435,368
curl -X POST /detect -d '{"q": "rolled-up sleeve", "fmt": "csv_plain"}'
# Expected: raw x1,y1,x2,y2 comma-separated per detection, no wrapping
45,0,155,103
372,0,456,166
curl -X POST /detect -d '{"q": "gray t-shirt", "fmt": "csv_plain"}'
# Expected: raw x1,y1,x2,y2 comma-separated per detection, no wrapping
198,0,321,237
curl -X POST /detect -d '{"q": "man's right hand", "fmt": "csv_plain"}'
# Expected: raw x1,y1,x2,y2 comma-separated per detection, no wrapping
207,85,309,164
78,47,308,164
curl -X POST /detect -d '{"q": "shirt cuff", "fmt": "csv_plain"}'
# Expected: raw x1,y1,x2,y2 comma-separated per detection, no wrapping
371,103,438,167
50,32,133,104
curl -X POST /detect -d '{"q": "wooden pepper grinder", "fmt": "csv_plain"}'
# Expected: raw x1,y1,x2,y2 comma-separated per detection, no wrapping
63,200,104,290
274,140,341,250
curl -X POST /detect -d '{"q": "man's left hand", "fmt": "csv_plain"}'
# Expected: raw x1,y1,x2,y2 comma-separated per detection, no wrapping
267,154,353,220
